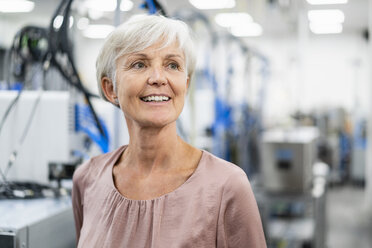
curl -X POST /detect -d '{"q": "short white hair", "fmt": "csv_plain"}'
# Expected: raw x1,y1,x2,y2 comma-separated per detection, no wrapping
96,14,196,101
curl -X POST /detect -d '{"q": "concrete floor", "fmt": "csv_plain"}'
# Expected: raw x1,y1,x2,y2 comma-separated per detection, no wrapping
327,185,372,248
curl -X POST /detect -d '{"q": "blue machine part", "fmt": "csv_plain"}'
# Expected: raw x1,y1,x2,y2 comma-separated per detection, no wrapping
354,120,367,149
75,104,110,153
201,52,236,161
276,149,293,161
140,0,157,14
213,97,233,160
202,66,231,159
9,82,24,91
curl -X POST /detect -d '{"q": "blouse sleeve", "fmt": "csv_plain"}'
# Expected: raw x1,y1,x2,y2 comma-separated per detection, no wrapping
72,161,89,243
217,169,267,248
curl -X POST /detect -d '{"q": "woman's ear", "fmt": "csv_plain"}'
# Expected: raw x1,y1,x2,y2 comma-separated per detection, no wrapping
101,77,118,105
186,76,190,89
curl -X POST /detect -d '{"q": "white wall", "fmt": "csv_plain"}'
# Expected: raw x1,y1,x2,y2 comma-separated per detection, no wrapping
0,14,50,47
246,32,370,127
74,32,104,94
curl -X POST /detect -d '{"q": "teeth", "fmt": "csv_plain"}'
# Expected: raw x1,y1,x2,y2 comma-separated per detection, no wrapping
142,96,169,102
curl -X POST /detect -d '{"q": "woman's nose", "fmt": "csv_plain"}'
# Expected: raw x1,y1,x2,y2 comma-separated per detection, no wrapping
148,66,167,86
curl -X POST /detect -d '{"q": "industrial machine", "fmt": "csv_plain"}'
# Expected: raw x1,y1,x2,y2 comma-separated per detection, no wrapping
0,197,75,248
0,91,73,184
0,91,77,247
259,127,328,248
261,127,319,193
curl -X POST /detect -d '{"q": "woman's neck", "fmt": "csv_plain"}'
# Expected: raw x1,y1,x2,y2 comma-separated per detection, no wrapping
121,121,189,176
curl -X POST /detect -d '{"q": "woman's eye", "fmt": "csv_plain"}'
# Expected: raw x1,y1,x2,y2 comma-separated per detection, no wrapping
168,63,179,70
132,62,145,69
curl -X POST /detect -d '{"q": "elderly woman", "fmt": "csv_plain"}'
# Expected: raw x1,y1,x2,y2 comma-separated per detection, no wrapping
72,14,266,247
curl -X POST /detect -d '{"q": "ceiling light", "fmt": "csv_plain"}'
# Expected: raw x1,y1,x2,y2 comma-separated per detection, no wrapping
85,0,116,11
85,0,133,12
215,13,253,28
309,23,343,34
83,24,115,39
53,15,74,29
308,9,345,24
0,0,34,13
230,23,263,37
120,0,134,11
306,0,347,5
189,0,235,10
77,17,90,30
88,9,104,20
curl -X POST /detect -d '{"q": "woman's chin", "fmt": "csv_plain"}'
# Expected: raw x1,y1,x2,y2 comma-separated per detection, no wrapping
124,110,180,129
137,118,176,129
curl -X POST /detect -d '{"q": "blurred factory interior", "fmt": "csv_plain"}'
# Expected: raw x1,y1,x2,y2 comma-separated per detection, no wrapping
0,0,372,247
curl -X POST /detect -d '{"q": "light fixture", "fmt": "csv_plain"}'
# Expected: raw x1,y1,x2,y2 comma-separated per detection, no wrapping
308,9,345,24
0,0,34,13
77,17,90,30
83,24,115,39
230,22,263,37
120,0,134,11
85,0,115,11
308,9,344,34
306,0,347,5
53,15,74,29
85,0,133,12
309,23,343,34
189,0,235,10
88,9,104,20
215,13,253,28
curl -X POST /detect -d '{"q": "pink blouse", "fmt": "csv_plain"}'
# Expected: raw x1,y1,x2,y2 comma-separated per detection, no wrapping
72,145,266,247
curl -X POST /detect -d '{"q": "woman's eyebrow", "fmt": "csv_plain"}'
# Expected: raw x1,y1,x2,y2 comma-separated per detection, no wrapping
126,53,183,60
127,53,148,59
165,54,183,59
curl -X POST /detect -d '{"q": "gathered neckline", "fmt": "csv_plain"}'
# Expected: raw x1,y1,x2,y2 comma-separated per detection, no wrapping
109,145,205,202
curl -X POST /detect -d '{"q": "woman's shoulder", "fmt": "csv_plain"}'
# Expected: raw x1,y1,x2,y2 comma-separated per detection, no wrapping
197,150,250,192
73,145,126,187
199,151,258,209
200,150,247,179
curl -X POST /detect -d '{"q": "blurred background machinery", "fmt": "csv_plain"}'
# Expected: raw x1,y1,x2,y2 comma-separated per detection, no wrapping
261,127,319,193
257,127,328,248
0,197,74,248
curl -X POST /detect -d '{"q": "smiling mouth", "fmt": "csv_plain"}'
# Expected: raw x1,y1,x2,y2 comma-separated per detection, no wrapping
140,95,171,102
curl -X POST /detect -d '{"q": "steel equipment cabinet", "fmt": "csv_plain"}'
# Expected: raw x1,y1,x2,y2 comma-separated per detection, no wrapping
0,197,75,248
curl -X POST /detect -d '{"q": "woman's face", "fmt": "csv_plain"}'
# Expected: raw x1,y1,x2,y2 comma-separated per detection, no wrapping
115,41,189,128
